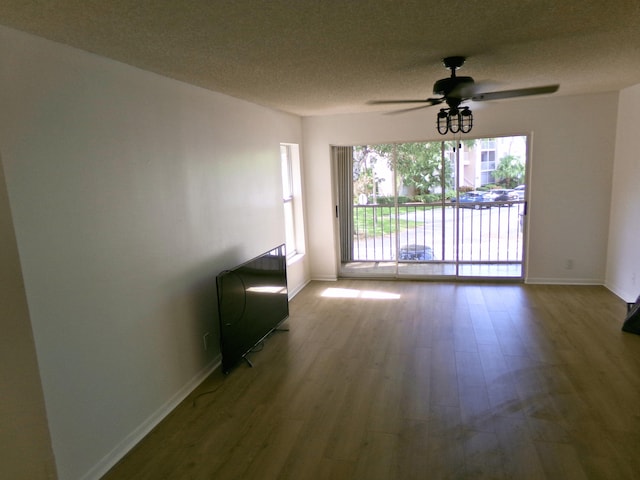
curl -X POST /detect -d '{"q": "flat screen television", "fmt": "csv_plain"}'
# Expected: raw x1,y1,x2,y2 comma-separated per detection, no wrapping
216,244,289,374
622,294,640,335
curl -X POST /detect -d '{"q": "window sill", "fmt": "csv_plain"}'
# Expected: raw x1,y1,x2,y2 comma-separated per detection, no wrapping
287,252,305,267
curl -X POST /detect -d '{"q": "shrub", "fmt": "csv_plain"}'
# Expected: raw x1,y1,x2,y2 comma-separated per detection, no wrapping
414,193,441,204
375,196,392,205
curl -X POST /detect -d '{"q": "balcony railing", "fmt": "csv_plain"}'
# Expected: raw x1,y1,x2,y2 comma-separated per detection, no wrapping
351,200,525,263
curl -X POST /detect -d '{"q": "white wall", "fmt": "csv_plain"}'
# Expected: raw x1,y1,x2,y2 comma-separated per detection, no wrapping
606,84,640,302
0,26,306,480
302,92,618,284
0,154,56,479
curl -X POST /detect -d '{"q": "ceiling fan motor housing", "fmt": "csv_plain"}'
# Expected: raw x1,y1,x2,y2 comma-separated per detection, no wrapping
432,76,475,97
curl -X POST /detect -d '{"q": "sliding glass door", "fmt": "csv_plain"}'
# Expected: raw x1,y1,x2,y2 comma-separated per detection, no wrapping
335,136,527,279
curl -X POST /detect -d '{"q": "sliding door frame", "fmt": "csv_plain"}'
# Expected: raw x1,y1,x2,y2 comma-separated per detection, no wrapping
334,134,530,281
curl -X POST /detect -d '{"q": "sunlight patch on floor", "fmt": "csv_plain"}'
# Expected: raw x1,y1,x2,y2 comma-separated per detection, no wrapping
321,287,401,300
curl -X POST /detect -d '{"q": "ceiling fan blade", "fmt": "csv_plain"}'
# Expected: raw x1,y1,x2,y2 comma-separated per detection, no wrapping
384,104,440,115
451,80,500,99
471,84,559,102
367,97,444,106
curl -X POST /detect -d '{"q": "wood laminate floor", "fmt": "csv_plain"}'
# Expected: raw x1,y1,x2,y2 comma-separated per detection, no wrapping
102,281,640,479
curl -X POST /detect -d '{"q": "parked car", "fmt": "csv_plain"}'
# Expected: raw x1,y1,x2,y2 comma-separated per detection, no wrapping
490,189,519,206
454,191,493,209
513,185,526,199
398,244,433,261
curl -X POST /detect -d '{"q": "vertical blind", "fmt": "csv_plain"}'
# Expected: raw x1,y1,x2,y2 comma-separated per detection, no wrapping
334,146,353,263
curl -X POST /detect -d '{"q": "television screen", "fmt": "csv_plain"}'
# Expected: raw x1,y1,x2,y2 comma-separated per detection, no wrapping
216,244,289,374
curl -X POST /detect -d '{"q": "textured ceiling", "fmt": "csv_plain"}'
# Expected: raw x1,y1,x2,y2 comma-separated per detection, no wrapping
1,1,640,116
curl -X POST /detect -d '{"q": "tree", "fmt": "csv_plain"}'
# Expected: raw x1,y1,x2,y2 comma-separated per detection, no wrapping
369,142,456,199
494,154,524,188
353,145,385,203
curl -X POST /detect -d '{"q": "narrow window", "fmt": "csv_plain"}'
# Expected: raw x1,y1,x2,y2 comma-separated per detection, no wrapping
280,144,304,259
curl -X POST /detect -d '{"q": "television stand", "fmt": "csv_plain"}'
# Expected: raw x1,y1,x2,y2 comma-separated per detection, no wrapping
243,356,254,368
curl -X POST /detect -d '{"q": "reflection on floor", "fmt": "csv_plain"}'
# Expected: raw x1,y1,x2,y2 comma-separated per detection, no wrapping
341,261,523,279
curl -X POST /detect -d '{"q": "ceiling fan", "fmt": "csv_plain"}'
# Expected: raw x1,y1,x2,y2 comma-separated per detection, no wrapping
368,56,559,135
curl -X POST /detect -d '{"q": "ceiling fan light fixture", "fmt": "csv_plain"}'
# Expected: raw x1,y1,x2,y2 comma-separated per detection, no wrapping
437,109,449,135
460,107,473,134
448,112,461,134
435,107,473,135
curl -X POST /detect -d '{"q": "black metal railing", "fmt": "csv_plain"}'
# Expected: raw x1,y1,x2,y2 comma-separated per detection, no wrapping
351,200,525,263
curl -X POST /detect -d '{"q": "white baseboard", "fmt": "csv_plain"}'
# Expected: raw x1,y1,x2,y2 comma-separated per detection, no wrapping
288,278,311,299
525,277,604,285
604,280,639,303
310,275,338,282
81,357,221,480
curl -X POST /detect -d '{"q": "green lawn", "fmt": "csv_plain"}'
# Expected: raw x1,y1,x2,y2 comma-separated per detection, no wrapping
353,204,441,237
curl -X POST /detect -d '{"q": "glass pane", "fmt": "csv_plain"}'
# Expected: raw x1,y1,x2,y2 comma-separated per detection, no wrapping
351,145,397,264
280,145,292,199
283,201,295,255
457,135,527,278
